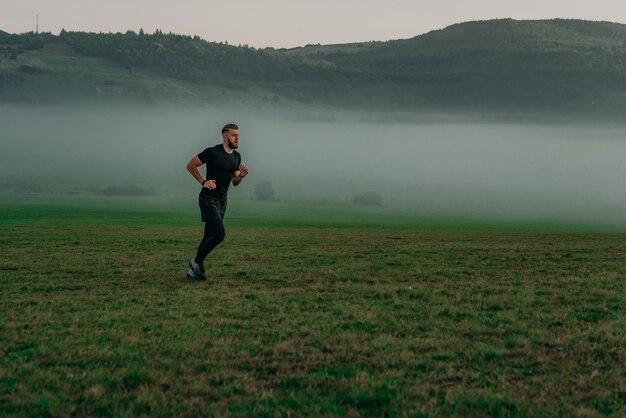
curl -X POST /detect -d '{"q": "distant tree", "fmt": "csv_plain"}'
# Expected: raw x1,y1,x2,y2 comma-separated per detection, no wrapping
101,184,156,196
351,191,383,207
254,181,276,201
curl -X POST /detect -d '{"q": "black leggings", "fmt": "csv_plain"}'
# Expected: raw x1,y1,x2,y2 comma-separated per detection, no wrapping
196,196,226,265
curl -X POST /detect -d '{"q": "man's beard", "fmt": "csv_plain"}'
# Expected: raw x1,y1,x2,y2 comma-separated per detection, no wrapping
228,139,238,149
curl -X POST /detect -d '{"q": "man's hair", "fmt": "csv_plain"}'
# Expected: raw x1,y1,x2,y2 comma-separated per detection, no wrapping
222,123,239,135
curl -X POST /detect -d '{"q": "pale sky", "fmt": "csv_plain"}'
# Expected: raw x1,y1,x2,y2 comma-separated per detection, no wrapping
2,0,626,48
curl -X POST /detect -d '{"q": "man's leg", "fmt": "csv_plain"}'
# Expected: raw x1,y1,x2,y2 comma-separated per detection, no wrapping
196,222,212,262
195,206,226,268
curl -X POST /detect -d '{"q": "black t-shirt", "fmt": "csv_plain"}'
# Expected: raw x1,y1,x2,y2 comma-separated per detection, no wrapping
197,144,241,197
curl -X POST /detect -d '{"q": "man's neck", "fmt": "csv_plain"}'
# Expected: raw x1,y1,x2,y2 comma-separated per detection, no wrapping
222,143,233,154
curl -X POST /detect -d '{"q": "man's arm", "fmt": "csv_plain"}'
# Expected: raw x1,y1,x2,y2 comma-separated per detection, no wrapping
232,163,249,186
186,156,216,189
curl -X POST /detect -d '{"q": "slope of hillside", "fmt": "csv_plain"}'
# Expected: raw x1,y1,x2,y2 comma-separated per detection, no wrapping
0,41,300,106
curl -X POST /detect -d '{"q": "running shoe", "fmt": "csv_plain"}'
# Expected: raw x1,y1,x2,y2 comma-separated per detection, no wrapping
189,257,206,281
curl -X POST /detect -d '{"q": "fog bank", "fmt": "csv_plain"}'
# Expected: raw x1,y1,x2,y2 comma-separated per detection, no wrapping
1,104,625,224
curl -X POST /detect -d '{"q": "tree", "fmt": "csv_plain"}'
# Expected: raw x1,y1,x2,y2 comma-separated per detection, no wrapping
351,191,383,207
254,181,276,201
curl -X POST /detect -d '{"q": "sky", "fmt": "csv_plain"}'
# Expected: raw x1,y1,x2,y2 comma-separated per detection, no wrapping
2,0,626,48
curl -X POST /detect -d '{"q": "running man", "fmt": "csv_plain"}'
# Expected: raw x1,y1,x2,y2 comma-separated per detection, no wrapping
185,123,249,280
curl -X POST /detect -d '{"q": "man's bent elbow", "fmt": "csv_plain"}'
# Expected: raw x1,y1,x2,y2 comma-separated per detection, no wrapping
186,156,202,172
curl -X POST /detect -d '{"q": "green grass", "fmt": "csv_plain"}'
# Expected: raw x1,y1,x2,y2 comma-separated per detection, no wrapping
40,52,140,83
0,44,285,106
2,195,624,232
1,198,625,416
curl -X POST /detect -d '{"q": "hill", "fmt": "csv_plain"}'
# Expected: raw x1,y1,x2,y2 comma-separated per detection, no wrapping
288,19,626,113
0,30,344,106
1,19,626,117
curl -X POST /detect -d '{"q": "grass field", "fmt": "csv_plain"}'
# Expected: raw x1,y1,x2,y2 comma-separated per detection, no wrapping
1,198,625,416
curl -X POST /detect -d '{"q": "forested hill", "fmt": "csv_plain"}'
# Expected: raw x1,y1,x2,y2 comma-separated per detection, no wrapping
2,19,626,117
288,19,626,112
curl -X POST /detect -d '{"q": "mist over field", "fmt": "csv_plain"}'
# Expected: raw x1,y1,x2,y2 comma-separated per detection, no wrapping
1,104,625,225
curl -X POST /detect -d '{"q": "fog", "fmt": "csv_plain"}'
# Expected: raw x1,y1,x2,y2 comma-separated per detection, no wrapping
1,104,625,225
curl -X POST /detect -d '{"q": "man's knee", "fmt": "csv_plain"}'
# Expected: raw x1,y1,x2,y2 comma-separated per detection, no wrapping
215,228,226,243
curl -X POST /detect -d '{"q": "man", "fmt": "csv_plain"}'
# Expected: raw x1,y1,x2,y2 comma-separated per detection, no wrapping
185,123,249,280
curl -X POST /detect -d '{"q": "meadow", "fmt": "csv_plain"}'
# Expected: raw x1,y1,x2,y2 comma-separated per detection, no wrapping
1,197,625,417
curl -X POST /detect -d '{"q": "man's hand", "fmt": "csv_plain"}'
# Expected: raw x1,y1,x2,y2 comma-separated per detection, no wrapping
233,164,249,186
239,164,249,178
203,179,217,190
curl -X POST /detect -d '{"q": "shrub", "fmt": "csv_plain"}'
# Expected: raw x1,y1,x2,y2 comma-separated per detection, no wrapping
254,181,276,201
100,184,156,196
351,191,383,207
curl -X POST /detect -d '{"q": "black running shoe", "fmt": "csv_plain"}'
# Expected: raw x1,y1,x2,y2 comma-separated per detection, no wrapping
186,267,197,280
188,257,206,281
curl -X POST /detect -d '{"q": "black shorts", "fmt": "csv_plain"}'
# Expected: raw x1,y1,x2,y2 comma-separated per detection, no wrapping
199,191,227,222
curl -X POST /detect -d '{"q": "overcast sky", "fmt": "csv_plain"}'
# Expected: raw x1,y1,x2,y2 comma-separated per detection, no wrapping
3,0,626,48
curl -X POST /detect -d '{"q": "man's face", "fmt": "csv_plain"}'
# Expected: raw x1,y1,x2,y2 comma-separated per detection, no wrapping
224,129,239,149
